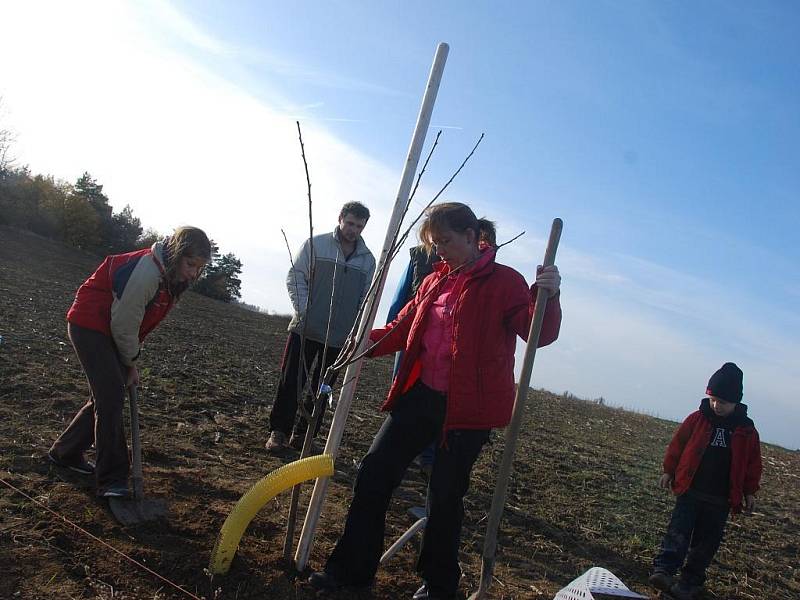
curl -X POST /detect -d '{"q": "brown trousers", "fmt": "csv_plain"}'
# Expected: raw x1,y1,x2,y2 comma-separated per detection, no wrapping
50,323,129,492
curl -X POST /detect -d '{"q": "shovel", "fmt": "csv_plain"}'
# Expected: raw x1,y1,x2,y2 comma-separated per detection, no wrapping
109,384,169,525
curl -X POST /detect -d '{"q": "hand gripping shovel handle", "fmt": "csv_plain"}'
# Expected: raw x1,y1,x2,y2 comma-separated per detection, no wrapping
109,385,169,524
129,384,144,501
469,218,562,600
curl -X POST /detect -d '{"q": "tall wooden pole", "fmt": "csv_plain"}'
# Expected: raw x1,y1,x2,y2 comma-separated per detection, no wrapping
294,42,450,571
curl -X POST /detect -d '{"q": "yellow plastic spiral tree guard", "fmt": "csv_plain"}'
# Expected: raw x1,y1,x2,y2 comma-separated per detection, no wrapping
209,454,334,575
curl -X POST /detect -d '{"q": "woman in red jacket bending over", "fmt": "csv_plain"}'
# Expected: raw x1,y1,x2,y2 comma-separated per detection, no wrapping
48,226,211,498
309,202,562,599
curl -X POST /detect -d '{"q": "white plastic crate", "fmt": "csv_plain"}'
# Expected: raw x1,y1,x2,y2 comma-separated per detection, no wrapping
553,567,649,600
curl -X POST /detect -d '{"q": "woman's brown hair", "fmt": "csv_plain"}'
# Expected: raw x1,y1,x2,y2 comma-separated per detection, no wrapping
419,202,496,253
163,226,212,296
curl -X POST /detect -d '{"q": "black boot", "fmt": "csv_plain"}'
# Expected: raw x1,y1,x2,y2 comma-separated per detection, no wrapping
308,571,344,591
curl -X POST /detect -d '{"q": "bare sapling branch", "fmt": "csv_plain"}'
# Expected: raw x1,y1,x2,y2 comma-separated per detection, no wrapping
283,248,337,558
295,241,340,425
495,230,525,250
283,124,348,561
405,129,442,210
280,130,487,400
328,133,486,375
328,131,444,369
389,132,485,264
281,229,313,389
381,129,442,267
293,121,317,423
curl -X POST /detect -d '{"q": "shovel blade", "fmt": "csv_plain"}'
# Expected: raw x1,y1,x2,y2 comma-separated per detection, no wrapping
109,497,169,525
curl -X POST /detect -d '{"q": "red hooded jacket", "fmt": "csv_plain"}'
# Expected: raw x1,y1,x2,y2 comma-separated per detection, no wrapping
663,399,762,514
369,248,561,432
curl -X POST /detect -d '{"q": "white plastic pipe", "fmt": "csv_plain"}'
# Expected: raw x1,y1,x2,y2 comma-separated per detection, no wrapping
294,42,450,571
380,516,427,565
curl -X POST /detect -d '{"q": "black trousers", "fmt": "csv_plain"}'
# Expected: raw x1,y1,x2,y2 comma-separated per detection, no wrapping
653,492,730,586
325,381,489,596
268,332,340,438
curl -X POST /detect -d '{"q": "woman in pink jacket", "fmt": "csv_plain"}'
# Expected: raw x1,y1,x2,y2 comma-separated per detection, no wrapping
309,203,562,599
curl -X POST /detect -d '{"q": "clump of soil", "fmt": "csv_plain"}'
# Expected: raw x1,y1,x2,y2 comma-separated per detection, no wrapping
1,226,798,599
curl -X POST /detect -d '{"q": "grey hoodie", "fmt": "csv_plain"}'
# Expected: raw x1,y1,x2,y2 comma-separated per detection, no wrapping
286,229,375,348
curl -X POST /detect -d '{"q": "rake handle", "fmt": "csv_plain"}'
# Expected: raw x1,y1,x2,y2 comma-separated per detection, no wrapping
470,218,563,600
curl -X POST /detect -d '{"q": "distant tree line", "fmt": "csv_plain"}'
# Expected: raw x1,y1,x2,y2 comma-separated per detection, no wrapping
193,241,243,303
0,162,243,303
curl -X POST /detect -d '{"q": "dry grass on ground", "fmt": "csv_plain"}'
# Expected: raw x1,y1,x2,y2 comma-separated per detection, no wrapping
1,226,798,599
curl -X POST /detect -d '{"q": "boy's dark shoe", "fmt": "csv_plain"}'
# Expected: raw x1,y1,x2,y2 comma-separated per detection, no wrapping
47,450,95,475
308,571,344,591
648,570,674,592
670,580,703,600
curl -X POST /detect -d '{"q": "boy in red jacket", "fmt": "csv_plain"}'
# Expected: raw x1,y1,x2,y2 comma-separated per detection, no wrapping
649,362,762,599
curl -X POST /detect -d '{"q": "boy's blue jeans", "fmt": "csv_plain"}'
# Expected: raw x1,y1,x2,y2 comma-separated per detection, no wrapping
653,492,729,586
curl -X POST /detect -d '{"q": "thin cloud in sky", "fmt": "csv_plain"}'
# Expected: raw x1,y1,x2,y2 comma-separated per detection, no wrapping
135,0,409,100
267,63,410,97
290,102,326,112
273,101,367,124
144,0,232,56
283,116,368,124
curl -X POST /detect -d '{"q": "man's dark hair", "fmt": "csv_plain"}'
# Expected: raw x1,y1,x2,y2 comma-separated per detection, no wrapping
339,201,370,222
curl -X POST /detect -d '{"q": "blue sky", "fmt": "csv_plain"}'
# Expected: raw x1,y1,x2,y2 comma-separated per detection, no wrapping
1,1,798,449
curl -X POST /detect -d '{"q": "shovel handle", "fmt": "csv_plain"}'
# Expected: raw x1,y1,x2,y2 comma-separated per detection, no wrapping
129,385,144,500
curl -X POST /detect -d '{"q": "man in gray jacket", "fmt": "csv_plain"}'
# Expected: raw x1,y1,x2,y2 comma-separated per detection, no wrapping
266,201,376,453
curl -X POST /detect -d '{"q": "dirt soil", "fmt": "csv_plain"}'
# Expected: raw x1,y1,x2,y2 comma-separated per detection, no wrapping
1,225,798,600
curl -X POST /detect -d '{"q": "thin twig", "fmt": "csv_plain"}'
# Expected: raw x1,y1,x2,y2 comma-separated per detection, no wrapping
284,240,339,557
335,133,485,369
383,130,443,267
295,121,316,422
281,229,312,387
297,121,315,273
391,133,485,261
325,133,452,371
496,230,525,250
324,134,486,380
405,130,442,210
